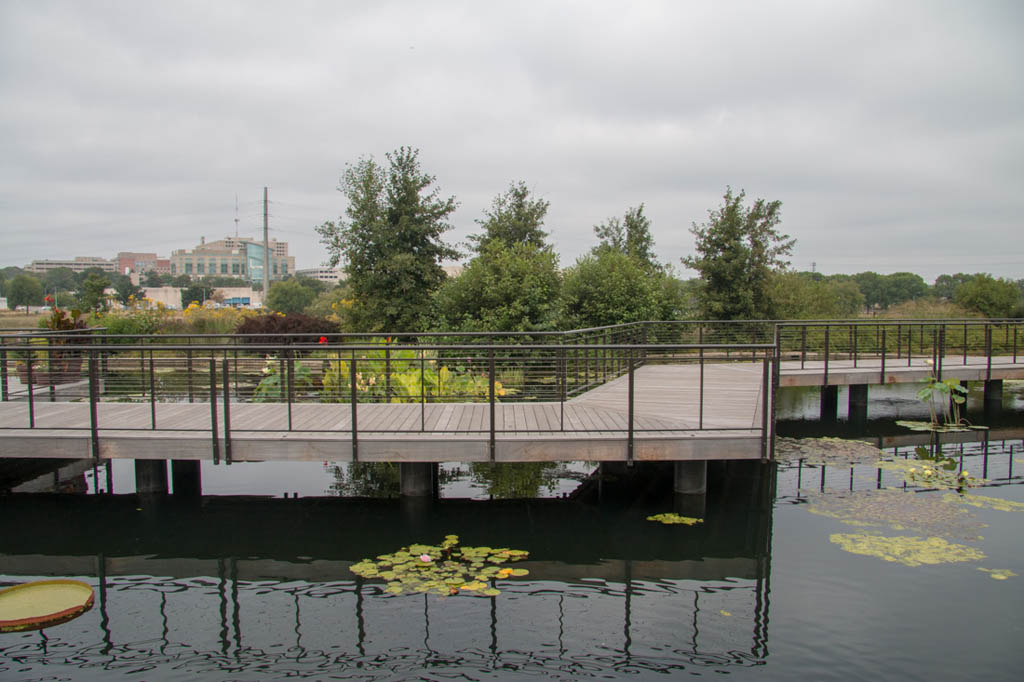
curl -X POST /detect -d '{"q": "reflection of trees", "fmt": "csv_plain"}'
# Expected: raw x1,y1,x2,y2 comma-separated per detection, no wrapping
329,462,401,497
469,462,560,499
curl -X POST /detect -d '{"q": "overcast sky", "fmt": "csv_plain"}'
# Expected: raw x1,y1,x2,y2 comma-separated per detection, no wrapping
1,0,1021,282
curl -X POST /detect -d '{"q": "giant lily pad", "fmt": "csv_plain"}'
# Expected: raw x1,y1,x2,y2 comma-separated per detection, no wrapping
0,579,94,632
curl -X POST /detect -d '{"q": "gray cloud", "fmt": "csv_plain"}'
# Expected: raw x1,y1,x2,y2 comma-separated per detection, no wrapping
1,0,1021,282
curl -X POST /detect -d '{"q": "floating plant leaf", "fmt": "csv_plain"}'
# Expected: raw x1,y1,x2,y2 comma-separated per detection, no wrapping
806,490,984,540
775,437,886,466
950,494,1024,513
879,460,980,491
895,420,987,433
830,533,985,567
647,513,703,525
978,568,1017,580
349,535,529,597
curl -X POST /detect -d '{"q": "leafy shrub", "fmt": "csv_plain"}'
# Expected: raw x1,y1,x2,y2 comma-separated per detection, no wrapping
235,313,340,345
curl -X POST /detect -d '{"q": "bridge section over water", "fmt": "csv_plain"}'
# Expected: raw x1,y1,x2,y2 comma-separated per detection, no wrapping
0,319,1021,473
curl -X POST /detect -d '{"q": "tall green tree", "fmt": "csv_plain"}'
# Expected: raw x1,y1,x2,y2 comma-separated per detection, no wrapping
593,204,656,269
6,273,44,310
316,147,459,332
767,272,865,319
266,279,318,315
111,274,143,305
954,274,1022,318
561,249,685,328
468,181,549,253
43,267,77,294
682,188,794,320
78,272,111,312
433,240,562,332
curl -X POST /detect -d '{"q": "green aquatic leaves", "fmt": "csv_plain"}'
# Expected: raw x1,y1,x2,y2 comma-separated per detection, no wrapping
775,437,886,466
950,494,1024,513
646,513,703,526
978,568,1017,580
349,534,529,597
895,419,988,434
830,533,986,567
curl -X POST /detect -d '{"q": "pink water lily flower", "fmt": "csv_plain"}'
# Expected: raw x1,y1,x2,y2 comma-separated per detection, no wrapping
419,554,432,562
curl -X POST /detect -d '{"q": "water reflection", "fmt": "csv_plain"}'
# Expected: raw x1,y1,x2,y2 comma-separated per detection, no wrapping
0,464,773,680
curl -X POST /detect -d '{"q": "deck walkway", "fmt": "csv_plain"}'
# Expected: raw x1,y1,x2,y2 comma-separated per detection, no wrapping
1,353,1020,464
0,362,768,463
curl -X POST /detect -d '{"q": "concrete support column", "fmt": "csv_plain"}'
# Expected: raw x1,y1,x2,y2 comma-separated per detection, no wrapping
848,384,869,428
171,460,202,497
673,460,707,495
984,380,1003,411
820,385,839,422
400,462,434,497
135,459,168,495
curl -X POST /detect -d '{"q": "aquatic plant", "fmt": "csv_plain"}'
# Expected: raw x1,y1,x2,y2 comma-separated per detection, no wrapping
646,513,703,525
349,535,528,597
829,533,986,567
978,568,1017,580
775,437,884,466
806,489,985,540
949,494,1024,513
880,456,978,493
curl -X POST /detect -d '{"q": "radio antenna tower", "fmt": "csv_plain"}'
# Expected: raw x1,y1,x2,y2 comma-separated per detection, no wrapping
234,194,240,238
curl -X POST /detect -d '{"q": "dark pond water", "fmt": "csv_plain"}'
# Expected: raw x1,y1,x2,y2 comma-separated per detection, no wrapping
2,386,1024,680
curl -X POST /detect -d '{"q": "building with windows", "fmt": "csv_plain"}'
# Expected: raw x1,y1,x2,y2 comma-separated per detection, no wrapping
24,256,117,275
169,236,295,284
117,252,171,277
295,267,344,285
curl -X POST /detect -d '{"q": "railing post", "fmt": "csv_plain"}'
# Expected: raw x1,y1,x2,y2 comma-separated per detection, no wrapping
286,346,294,431
881,329,887,384
209,358,220,465
761,351,771,461
896,323,902,361
88,347,100,461
770,327,781,460
222,356,232,465
823,326,830,386
985,324,992,382
963,322,968,365
852,324,858,368
385,341,392,404
489,349,496,462
800,325,806,369
560,343,566,431
627,349,635,464
0,337,8,402
932,329,940,381
186,341,194,403
26,338,35,427
937,326,945,381
46,335,56,402
149,350,156,429
420,350,426,432
350,353,358,462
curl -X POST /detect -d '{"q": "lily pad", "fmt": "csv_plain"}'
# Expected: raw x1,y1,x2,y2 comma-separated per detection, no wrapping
978,568,1017,580
895,420,988,433
350,535,529,597
647,513,703,525
830,532,986,567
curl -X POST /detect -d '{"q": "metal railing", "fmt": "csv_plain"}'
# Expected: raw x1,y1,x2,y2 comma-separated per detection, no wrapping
2,318,1021,464
0,325,777,463
775,319,1022,383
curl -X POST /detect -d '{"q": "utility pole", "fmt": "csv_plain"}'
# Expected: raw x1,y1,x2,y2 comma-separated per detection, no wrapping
262,186,270,302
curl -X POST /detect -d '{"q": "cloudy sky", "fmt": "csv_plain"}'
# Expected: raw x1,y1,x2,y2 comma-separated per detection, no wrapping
1,0,1021,282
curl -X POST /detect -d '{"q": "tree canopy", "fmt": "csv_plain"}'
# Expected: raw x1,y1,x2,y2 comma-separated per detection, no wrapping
593,204,656,269
468,181,549,253
683,188,794,320
316,147,459,332
433,240,562,332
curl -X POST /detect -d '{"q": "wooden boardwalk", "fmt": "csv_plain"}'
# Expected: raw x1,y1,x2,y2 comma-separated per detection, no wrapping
0,362,767,463
1,352,1019,464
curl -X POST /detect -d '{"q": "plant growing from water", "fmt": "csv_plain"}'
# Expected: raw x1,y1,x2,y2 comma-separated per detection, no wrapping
899,369,984,433
646,513,703,525
349,534,529,597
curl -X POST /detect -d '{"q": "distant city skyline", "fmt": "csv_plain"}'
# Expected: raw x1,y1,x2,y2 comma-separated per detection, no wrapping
1,1,1021,282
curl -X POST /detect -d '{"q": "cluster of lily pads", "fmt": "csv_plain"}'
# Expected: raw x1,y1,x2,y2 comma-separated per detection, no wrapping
646,513,703,525
349,534,529,597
